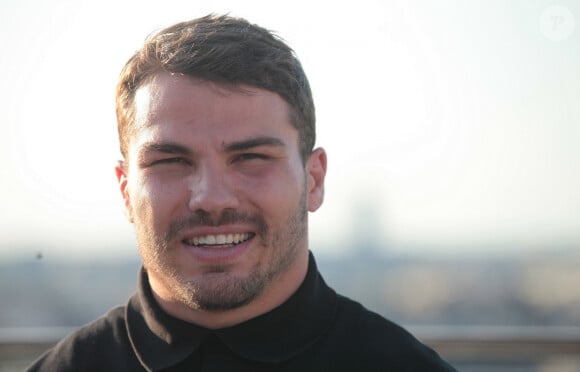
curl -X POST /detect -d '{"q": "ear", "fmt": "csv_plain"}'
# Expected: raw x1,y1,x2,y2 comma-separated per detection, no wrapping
305,147,327,212
115,160,134,223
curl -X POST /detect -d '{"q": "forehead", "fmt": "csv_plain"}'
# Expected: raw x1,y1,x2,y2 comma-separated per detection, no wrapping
129,73,297,153
135,74,290,124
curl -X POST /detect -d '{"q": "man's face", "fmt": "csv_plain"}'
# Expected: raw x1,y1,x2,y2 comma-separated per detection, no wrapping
116,73,325,312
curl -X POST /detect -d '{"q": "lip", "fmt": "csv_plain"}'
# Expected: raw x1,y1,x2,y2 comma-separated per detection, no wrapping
180,226,255,240
179,227,255,264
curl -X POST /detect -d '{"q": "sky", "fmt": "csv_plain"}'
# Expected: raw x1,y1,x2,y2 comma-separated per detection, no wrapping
1,0,579,261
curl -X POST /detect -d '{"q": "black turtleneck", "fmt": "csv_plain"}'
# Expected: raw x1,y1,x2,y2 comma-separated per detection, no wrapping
27,252,457,371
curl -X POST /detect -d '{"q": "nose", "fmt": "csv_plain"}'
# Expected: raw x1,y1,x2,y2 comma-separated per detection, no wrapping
188,164,240,215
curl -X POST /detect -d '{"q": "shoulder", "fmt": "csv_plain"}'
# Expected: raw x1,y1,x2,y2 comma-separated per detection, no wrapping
321,294,457,371
333,294,416,348
26,306,142,372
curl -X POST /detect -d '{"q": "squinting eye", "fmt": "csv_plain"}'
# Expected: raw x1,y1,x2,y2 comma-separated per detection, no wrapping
235,153,269,162
152,158,191,166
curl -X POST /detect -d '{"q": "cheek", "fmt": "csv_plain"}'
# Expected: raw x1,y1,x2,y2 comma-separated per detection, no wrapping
129,177,187,227
240,165,305,214
128,185,154,228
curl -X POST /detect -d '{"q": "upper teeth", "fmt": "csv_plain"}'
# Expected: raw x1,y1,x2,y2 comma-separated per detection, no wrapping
185,233,252,246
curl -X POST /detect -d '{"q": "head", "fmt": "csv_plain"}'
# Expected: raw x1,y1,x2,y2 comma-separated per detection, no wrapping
116,14,315,164
114,15,326,327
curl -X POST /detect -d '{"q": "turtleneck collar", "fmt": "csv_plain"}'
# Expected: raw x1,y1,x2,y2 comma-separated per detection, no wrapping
125,252,337,371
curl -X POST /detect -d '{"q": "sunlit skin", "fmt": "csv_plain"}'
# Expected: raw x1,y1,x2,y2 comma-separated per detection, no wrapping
115,73,326,329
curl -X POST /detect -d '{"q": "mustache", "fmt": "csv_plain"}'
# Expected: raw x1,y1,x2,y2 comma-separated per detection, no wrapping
164,209,268,242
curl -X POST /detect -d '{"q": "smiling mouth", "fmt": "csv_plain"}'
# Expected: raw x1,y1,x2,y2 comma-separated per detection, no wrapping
183,233,255,247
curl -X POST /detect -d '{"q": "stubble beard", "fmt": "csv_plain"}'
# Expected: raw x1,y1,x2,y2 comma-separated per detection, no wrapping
137,189,308,312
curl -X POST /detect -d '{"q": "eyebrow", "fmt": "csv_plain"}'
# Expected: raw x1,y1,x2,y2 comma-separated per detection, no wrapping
138,137,286,158
223,136,286,152
140,142,192,157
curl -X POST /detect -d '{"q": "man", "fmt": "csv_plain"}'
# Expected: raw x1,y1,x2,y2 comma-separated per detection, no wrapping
29,15,456,371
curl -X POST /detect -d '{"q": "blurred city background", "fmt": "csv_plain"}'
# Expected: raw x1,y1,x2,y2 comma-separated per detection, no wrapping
1,0,579,371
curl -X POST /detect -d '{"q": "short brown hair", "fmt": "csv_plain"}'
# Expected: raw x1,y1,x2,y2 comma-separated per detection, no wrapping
115,14,315,162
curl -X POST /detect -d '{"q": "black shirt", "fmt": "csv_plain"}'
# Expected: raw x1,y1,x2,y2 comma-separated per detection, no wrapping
28,253,457,371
